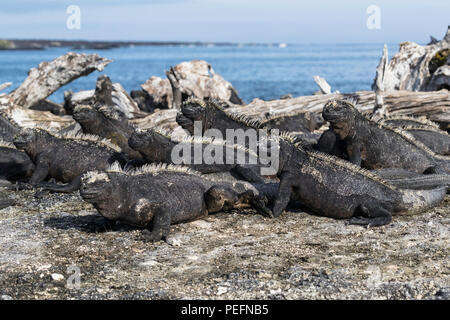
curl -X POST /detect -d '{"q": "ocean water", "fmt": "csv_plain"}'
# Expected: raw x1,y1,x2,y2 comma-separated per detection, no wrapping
0,43,399,104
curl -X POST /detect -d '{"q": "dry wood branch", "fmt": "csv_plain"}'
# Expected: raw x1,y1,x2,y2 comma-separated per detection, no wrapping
8,52,111,108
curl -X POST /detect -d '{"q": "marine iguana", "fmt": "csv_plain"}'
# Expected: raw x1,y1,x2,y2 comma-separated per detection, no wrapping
260,110,324,133
175,101,448,225
72,104,142,160
379,116,450,155
270,132,447,226
322,99,450,174
177,97,320,138
13,129,127,193
80,163,271,241
176,97,265,135
0,140,34,182
399,127,450,156
372,168,450,190
128,128,268,183
314,129,347,159
0,112,21,143
379,115,441,130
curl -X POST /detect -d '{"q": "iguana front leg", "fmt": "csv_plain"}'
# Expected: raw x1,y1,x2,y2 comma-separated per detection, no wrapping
347,143,362,166
141,208,171,242
30,159,50,185
316,129,337,154
238,190,273,217
272,171,294,217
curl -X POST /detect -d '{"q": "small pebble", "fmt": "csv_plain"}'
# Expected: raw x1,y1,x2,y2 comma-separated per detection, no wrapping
51,273,65,281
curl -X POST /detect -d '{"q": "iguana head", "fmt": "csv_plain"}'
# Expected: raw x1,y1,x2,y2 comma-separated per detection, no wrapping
73,105,101,126
176,98,208,135
95,75,114,106
322,100,357,139
80,170,123,218
128,129,174,162
13,129,38,150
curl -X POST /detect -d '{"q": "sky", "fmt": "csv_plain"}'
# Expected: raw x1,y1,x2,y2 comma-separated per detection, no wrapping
0,0,449,43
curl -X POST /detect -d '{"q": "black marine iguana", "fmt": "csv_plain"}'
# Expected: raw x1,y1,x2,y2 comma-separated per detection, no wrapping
0,140,34,183
372,168,450,190
13,129,127,193
322,100,450,174
176,97,265,135
128,128,269,183
399,127,450,156
0,112,35,184
80,163,271,241
0,112,21,143
379,115,441,130
176,97,320,139
379,116,450,155
174,101,446,226
270,132,447,226
72,104,142,160
314,129,347,159
260,110,324,133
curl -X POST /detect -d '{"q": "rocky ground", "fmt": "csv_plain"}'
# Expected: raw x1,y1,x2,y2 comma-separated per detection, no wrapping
0,188,448,300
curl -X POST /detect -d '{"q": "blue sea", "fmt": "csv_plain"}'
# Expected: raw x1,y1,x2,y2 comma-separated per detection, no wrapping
0,43,401,104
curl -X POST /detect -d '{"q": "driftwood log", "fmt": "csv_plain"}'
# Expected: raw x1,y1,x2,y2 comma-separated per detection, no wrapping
139,76,172,110
372,44,389,118
165,60,244,109
372,26,449,92
133,60,244,111
128,90,450,132
65,75,146,119
228,90,449,120
313,76,340,95
8,52,111,109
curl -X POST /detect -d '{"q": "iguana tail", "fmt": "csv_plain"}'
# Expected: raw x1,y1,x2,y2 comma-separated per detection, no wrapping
387,174,450,190
398,186,446,215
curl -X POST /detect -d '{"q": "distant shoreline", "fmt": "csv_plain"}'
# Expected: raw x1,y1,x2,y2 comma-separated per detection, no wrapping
0,39,285,51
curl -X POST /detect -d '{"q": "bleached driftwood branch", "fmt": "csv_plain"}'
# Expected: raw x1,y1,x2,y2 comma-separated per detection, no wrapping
372,26,449,92
0,82,12,92
8,52,111,108
313,76,332,94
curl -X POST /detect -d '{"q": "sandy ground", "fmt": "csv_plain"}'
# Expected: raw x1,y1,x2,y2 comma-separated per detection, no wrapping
0,188,448,300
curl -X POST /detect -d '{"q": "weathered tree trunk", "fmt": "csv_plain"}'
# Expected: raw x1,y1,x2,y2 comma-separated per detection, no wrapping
4,107,75,131
166,60,244,109
137,76,173,111
227,90,449,120
313,76,332,94
130,109,188,139
166,68,183,110
372,44,389,119
133,90,450,132
65,75,146,119
372,26,449,92
8,52,111,108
